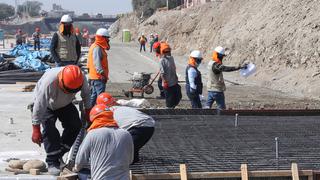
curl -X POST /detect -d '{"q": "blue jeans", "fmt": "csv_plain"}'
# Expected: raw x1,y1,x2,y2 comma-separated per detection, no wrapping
206,91,226,110
90,80,106,107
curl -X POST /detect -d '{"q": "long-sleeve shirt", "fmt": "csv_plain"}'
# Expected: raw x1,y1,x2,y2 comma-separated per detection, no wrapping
32,32,41,42
50,32,81,64
32,67,91,125
93,46,104,74
111,106,155,130
187,68,198,89
160,55,178,87
75,127,133,180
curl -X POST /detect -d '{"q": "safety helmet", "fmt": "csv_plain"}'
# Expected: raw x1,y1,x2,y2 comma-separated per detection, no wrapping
190,50,203,59
96,92,117,107
58,65,83,94
153,42,161,49
96,28,110,37
214,46,225,55
89,104,114,122
160,43,171,54
60,14,73,23
35,27,40,32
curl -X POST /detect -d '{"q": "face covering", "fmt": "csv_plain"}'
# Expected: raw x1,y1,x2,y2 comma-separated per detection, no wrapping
95,35,110,50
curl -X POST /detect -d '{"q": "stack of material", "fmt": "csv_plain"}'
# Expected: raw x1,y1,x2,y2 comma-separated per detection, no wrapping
0,69,44,84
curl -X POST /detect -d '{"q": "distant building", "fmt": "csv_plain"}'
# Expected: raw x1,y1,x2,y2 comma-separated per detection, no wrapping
47,4,75,18
183,0,214,8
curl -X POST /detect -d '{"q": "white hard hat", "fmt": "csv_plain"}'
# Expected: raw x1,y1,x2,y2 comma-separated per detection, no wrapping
190,50,203,59
214,46,225,55
60,14,73,23
96,28,110,37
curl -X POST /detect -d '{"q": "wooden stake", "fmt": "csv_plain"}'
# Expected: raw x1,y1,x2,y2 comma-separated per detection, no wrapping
291,163,300,180
241,164,248,180
180,164,188,180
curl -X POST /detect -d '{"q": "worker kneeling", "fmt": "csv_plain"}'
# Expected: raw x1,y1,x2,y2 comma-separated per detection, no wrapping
97,92,155,163
31,65,92,176
185,50,203,108
75,104,133,180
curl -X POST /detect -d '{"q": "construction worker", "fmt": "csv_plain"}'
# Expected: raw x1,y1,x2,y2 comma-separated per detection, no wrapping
31,65,91,175
96,92,155,163
82,28,89,47
15,29,25,46
75,104,133,179
75,27,82,46
138,34,147,52
206,46,247,109
159,43,182,108
50,15,81,67
153,42,165,99
149,33,155,53
32,27,41,51
186,50,203,108
87,28,110,107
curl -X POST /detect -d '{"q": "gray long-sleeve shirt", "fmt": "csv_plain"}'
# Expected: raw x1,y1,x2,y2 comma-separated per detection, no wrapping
75,127,133,180
111,106,155,130
32,67,91,125
93,46,104,74
160,55,178,87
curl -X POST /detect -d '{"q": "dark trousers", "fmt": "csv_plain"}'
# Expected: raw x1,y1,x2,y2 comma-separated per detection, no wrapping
157,78,165,97
89,79,106,107
41,103,81,166
187,93,202,108
140,44,146,52
164,84,182,108
128,126,154,163
34,40,40,51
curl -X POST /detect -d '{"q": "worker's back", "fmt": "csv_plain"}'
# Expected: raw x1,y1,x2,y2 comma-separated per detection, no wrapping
76,127,133,180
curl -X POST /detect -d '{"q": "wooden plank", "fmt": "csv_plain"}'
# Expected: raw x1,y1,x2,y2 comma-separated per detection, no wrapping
180,164,188,180
241,164,248,180
131,170,314,180
292,163,300,180
29,168,40,175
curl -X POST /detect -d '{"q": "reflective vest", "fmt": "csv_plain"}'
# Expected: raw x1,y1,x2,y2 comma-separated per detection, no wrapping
88,44,108,80
207,61,226,92
56,32,78,62
185,65,203,95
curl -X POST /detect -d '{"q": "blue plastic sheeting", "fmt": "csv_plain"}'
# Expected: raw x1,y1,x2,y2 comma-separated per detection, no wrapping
0,54,4,63
40,38,51,49
8,44,50,72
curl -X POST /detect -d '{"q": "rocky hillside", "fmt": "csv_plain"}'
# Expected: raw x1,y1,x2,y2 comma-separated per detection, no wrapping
110,0,320,100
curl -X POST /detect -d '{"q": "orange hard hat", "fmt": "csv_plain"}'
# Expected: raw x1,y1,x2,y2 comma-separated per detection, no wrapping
96,92,117,107
89,104,113,122
58,65,84,93
160,42,171,54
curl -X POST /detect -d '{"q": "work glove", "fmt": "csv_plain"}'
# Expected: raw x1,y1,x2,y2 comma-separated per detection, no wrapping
163,81,169,90
32,125,42,147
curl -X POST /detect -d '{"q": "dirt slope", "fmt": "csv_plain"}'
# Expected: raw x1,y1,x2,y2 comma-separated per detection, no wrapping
110,0,320,100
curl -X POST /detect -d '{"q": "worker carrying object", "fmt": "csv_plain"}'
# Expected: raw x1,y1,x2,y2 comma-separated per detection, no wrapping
15,29,26,46
31,65,92,176
206,46,247,109
32,27,41,51
75,104,133,179
50,14,81,67
159,43,182,108
87,28,110,107
97,92,155,164
138,34,147,52
185,50,203,108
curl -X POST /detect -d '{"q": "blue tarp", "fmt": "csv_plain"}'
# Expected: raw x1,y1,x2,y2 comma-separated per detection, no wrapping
8,44,50,72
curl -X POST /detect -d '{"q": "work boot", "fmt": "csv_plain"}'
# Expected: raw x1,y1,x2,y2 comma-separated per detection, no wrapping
48,165,60,176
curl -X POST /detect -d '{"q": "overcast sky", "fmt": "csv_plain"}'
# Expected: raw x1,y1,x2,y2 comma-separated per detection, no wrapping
0,0,133,15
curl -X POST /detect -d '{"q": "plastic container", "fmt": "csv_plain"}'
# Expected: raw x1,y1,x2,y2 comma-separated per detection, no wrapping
240,63,256,77
122,29,131,42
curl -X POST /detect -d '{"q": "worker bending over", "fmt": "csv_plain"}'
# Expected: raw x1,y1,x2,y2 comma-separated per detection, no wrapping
50,15,81,67
31,65,91,175
97,92,155,163
206,46,247,109
75,104,133,180
87,28,110,107
186,50,203,108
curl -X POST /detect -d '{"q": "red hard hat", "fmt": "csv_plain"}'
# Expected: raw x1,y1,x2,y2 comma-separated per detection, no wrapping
58,65,84,93
89,104,114,122
96,92,117,107
153,42,161,49
35,27,40,32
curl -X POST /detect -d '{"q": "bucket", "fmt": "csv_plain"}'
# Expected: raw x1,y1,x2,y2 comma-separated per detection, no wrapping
240,63,256,77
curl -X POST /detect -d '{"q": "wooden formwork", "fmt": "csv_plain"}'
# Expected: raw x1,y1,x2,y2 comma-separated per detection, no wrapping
130,163,314,180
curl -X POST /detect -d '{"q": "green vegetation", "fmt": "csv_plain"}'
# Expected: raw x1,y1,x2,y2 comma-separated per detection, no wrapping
0,3,15,20
17,1,43,17
132,0,182,17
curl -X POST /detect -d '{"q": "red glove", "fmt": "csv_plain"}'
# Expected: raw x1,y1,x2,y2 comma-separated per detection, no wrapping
163,81,169,89
85,108,91,122
32,125,42,147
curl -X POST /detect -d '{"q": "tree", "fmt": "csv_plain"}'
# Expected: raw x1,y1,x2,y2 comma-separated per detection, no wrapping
17,1,43,17
132,0,182,17
0,3,15,20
